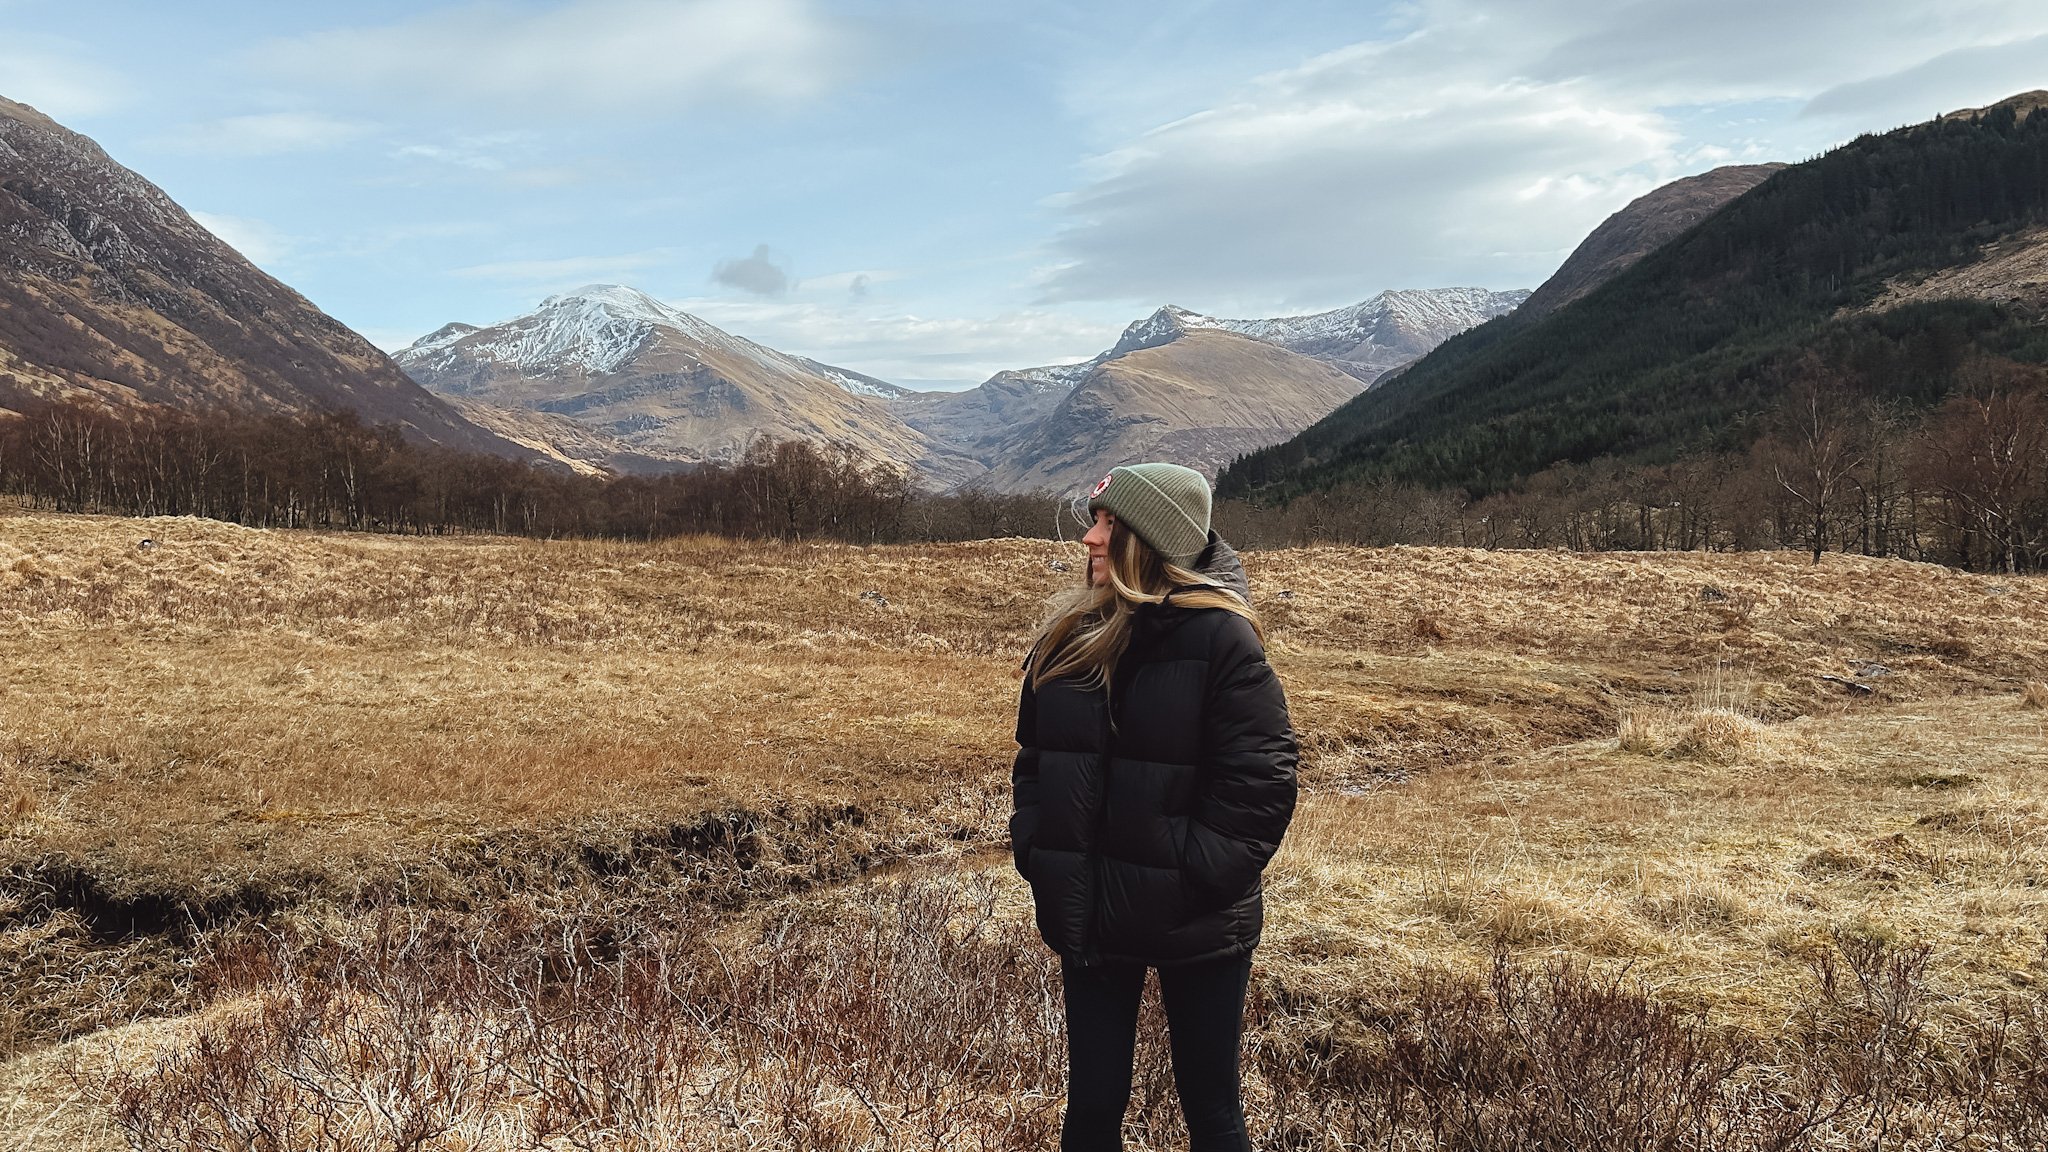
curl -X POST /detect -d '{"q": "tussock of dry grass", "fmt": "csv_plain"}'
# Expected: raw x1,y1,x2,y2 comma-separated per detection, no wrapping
1619,706,1774,762
1263,697,2048,1032
2024,680,2048,708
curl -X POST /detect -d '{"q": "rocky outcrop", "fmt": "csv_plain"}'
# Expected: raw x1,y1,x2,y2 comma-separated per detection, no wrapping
1860,224,2048,316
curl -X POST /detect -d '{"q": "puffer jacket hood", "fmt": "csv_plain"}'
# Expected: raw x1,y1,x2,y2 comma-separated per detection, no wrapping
1186,531,1249,607
1011,534,1298,967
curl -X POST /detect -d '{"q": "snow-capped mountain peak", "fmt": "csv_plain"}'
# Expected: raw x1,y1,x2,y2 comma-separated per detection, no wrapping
1107,305,1205,356
393,283,929,419
1102,288,1528,384
497,284,724,375
404,322,480,361
398,284,832,383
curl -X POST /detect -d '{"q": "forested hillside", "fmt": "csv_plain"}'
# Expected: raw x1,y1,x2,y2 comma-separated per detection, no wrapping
1220,96,2048,502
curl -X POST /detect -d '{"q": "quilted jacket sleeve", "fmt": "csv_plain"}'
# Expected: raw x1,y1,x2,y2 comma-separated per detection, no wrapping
1183,615,1298,911
1009,674,1041,879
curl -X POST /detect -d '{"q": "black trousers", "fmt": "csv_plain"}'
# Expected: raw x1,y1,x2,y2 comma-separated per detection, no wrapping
1059,952,1253,1152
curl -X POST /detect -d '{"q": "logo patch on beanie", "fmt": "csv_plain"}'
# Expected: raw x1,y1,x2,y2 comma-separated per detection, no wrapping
1089,472,1114,499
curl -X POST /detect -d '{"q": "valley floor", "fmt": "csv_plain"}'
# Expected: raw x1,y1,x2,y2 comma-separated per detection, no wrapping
1,509,2044,1148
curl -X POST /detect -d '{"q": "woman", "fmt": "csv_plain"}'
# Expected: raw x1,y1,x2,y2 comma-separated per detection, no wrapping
1011,462,1299,1152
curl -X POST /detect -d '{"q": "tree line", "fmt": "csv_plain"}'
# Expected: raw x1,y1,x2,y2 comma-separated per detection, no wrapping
0,400,1064,545
1213,357,2048,572
4,368,2041,572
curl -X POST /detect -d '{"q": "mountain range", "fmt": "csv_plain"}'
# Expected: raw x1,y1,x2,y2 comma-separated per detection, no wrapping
21,84,2013,510
396,285,1526,492
890,289,1527,490
1103,288,1529,382
0,91,1530,497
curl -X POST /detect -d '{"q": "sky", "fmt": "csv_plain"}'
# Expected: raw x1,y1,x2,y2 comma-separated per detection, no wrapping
3,1,2046,389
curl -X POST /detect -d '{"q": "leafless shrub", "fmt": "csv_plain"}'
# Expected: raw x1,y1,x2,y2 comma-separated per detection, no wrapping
95,879,2048,1152
1252,955,1806,1151
100,876,1067,1151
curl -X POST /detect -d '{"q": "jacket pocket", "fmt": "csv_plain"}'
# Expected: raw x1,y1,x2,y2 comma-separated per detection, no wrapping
1181,818,1263,914
1172,816,1209,915
1009,809,1038,881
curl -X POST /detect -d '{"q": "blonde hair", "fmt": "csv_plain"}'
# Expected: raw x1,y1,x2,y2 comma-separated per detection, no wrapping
1028,521,1258,693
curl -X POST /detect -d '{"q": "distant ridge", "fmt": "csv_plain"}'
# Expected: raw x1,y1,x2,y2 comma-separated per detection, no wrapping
898,288,1524,492
976,330,1369,492
1106,288,1529,383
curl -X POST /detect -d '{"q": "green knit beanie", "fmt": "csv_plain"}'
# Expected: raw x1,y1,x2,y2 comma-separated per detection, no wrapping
1086,462,1212,567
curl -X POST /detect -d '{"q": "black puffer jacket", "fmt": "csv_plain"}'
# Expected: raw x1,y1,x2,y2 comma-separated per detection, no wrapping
1010,535,1299,967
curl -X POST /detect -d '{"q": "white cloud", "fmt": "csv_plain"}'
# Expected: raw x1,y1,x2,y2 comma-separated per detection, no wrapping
383,133,590,189
1040,62,1673,304
260,0,853,116
1038,0,2048,307
394,144,505,172
0,37,132,120
1525,0,2048,105
190,211,293,268
159,112,370,155
1803,34,2048,128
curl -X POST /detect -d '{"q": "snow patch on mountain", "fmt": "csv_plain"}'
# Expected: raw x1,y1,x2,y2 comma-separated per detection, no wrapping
995,361,1096,393
797,357,912,399
404,322,479,362
1108,288,1530,370
395,285,910,401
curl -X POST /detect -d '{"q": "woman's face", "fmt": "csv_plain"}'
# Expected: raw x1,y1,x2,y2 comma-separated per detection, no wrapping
1081,509,1114,586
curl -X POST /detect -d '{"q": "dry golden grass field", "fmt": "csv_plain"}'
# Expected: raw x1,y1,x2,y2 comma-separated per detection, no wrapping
2,506,2046,1149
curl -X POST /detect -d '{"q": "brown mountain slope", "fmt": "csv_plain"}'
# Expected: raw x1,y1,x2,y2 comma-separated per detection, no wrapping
438,395,695,477
398,286,978,488
911,289,1520,491
1860,223,2048,317
1519,164,1788,319
0,96,516,454
892,362,1090,465
980,330,1367,492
